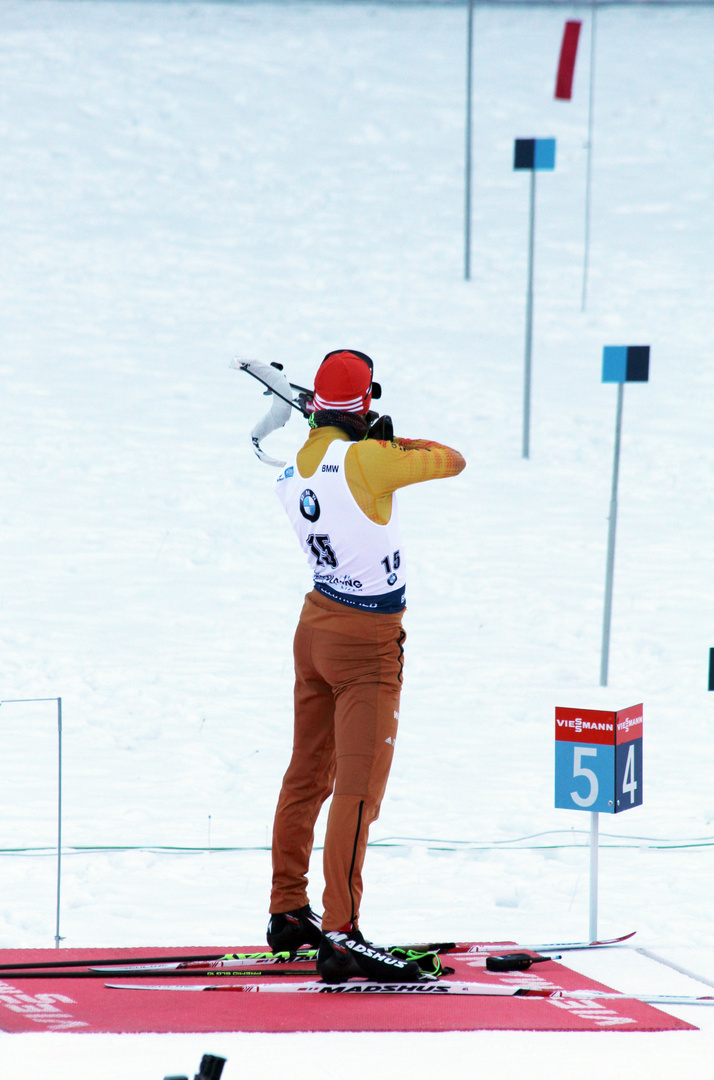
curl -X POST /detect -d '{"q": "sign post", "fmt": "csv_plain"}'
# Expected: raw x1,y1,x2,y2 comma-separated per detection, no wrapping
555,703,643,939
0,696,63,946
600,345,650,686
582,6,597,311
464,0,475,280
513,138,556,459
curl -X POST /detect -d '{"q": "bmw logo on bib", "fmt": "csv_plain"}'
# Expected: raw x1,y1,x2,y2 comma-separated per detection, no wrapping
299,489,320,522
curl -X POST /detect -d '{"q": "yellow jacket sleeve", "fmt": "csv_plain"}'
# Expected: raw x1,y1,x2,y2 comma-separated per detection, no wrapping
346,437,466,524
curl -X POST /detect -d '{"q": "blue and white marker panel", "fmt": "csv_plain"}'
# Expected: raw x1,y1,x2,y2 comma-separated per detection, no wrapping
513,138,556,171
613,703,643,811
615,737,643,812
555,740,616,813
602,346,650,383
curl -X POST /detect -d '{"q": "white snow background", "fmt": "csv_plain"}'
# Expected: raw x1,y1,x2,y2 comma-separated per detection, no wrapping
1,0,713,1075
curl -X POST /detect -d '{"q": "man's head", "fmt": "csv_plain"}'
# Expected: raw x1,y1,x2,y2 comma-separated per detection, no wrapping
313,350,380,415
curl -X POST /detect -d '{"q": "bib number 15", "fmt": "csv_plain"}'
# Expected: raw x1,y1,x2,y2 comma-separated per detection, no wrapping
381,550,401,587
381,551,401,574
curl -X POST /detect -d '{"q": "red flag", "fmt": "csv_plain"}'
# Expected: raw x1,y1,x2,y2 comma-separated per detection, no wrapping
555,20,582,100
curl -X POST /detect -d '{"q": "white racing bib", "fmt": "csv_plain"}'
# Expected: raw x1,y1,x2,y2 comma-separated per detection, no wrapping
275,440,406,613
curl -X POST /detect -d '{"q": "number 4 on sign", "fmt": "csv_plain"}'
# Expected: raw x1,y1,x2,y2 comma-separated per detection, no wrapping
622,744,637,805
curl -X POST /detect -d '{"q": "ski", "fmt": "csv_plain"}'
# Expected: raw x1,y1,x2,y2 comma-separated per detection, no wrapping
1,967,318,980
104,978,712,1004
550,990,714,1006
91,951,319,974
0,933,635,976
0,952,233,973
460,931,637,955
105,980,538,997
93,933,635,975
89,946,452,975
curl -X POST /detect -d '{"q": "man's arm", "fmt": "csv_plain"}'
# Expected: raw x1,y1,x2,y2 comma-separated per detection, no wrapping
346,437,466,524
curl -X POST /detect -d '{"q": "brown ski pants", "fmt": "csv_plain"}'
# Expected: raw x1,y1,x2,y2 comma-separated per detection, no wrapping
270,589,405,931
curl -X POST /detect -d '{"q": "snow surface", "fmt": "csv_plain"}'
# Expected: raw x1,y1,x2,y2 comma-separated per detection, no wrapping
1,0,713,1075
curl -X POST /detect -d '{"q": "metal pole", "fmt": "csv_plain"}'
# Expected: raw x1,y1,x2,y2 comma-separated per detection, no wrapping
600,381,624,686
464,0,474,280
589,811,599,940
581,3,597,312
0,697,64,946
55,697,63,948
522,169,536,459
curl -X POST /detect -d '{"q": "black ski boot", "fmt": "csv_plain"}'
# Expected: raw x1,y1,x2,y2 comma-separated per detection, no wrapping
316,928,423,983
266,904,323,953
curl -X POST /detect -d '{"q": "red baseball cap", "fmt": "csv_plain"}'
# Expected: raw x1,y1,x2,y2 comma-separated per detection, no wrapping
313,350,375,414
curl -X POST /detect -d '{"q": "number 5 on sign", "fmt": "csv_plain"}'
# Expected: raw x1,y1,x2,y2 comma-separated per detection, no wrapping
555,705,643,814
571,747,599,807
555,740,613,812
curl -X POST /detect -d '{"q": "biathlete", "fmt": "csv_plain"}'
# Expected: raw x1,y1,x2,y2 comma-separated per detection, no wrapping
267,349,465,982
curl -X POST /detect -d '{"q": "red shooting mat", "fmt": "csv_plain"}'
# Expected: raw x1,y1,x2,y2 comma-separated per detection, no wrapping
0,945,697,1034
